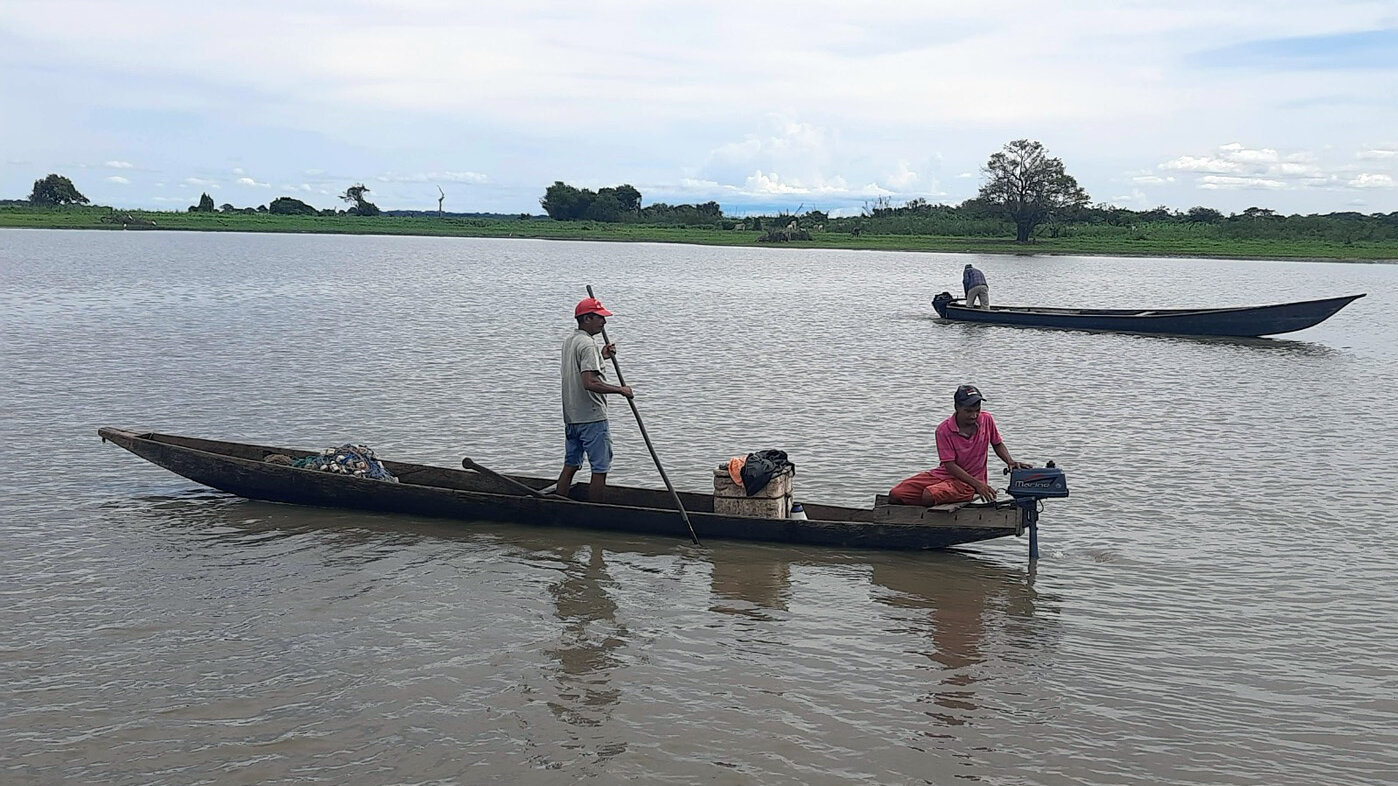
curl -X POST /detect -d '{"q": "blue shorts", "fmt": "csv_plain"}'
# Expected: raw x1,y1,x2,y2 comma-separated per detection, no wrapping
564,420,613,473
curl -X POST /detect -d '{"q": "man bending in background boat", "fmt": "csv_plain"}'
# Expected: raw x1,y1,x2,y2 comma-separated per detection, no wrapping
889,385,1030,506
557,297,633,503
963,263,990,309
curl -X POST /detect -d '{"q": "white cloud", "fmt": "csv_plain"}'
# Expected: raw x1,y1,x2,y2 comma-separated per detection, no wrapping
1159,143,1355,191
690,116,935,205
183,177,218,188
236,177,269,187
673,171,897,202
1197,175,1287,190
1132,174,1175,185
4,3,1398,213
1348,173,1394,188
375,171,488,184
744,170,864,196
1216,142,1280,165
1161,155,1242,174
105,175,130,184
104,160,133,169
701,118,837,185
744,171,813,196
884,160,920,190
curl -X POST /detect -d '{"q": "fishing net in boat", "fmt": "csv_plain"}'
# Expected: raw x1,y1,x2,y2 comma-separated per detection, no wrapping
292,444,397,481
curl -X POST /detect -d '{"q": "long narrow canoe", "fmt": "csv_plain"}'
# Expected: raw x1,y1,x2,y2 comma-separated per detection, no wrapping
932,292,1364,337
98,428,1053,551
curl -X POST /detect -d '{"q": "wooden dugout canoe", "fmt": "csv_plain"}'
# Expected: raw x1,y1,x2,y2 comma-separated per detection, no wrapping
932,292,1365,337
98,428,1057,551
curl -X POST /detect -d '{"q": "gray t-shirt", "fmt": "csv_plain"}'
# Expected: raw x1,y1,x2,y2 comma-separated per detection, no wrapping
561,329,608,424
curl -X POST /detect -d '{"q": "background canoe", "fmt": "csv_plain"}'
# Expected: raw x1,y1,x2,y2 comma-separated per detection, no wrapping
931,292,1364,337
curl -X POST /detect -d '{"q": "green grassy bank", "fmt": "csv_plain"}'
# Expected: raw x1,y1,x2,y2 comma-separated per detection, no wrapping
3,205,1396,261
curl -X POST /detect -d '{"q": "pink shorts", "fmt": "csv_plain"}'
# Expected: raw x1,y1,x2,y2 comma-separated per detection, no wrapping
889,470,976,506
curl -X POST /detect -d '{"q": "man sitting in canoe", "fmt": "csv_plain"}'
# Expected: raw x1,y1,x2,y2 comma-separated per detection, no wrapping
889,385,1030,506
963,263,990,309
556,297,634,503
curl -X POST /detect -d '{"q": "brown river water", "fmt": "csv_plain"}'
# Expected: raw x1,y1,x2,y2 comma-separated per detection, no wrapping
2,229,1396,785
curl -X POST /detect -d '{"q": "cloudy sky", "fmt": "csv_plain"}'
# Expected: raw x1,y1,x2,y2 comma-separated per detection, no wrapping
2,1,1395,216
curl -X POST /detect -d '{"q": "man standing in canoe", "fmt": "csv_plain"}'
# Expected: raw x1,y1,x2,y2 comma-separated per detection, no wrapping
963,263,990,309
889,385,1030,506
556,296,633,502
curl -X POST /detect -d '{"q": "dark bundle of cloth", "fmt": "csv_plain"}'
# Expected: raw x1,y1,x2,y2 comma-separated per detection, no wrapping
292,444,397,482
740,449,795,496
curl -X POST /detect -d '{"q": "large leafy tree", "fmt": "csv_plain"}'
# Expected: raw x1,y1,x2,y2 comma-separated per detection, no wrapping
29,174,89,206
188,192,215,212
585,192,624,222
541,182,644,221
977,140,1089,242
341,184,380,216
1185,206,1223,224
541,181,591,220
600,184,641,215
268,196,317,215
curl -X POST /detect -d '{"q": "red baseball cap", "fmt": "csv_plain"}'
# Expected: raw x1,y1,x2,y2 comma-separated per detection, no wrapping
574,297,613,317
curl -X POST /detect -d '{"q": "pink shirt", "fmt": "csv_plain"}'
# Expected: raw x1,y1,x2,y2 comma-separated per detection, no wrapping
928,411,1002,483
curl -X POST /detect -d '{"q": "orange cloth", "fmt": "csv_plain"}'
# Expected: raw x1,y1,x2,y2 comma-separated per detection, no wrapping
727,456,746,486
889,470,977,506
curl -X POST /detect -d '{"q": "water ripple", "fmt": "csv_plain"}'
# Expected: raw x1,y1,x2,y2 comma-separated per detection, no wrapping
3,230,1397,785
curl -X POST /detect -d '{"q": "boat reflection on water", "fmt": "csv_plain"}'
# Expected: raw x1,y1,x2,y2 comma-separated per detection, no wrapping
113,494,1061,751
529,542,631,770
942,317,1339,356
542,544,627,723
702,543,1061,731
709,551,792,618
870,556,1058,730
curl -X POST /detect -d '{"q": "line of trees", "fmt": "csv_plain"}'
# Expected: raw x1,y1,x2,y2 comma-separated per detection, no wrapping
539,181,724,225
532,141,1090,239
536,143,1396,244
540,182,641,221
17,173,385,218
14,167,1398,244
835,193,1398,242
190,185,378,216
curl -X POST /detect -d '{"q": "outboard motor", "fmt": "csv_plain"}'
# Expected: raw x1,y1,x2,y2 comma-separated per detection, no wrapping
1007,464,1069,500
1005,462,1069,559
932,291,955,318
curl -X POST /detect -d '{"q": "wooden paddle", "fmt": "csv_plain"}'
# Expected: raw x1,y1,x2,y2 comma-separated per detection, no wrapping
587,285,701,545
462,457,570,501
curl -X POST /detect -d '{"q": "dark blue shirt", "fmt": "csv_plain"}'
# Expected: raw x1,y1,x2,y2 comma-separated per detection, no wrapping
962,266,987,294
